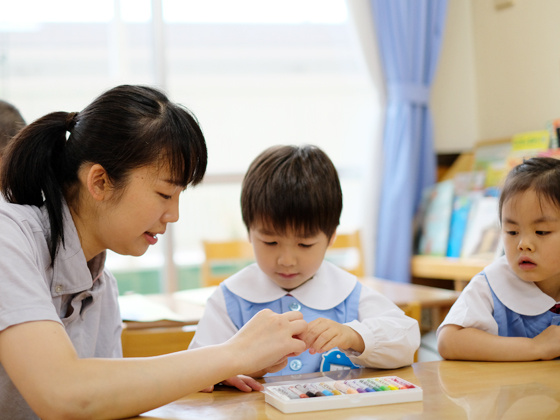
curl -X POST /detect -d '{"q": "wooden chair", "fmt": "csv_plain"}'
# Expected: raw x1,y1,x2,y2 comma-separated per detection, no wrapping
329,231,365,277
201,239,254,287
402,301,421,362
121,325,197,357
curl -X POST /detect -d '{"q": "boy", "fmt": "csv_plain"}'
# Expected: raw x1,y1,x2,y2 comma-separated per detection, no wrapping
189,145,420,392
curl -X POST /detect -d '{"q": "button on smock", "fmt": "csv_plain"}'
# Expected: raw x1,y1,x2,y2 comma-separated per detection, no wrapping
55,285,63,293
289,359,303,371
289,302,301,311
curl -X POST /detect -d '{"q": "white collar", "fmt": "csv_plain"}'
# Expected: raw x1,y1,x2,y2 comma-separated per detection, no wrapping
485,255,556,316
223,260,357,310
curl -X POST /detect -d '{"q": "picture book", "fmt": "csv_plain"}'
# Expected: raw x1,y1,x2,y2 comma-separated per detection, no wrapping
472,139,512,188
446,171,485,258
418,180,454,257
546,119,560,149
413,187,432,255
446,195,474,258
461,195,501,260
511,130,550,152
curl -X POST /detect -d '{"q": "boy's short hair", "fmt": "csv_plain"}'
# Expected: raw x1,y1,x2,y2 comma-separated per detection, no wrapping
0,100,26,156
241,145,342,238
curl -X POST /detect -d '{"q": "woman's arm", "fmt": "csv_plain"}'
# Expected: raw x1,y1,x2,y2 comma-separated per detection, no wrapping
0,309,307,420
437,324,560,361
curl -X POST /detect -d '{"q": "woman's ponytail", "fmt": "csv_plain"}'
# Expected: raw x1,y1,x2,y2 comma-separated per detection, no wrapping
1,111,73,263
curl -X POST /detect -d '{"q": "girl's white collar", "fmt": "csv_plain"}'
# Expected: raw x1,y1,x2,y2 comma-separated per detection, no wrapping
485,256,556,316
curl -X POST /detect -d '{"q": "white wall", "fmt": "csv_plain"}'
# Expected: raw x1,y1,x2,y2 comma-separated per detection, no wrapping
431,0,479,153
472,0,560,141
432,0,560,153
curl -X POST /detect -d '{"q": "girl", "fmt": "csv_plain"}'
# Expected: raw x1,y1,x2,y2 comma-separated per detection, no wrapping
0,85,307,420
437,157,560,361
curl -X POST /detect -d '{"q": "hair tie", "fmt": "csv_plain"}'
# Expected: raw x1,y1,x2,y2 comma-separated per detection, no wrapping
65,112,78,132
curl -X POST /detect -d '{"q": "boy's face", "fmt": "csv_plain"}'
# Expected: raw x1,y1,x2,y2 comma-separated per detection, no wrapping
248,221,335,291
502,189,560,297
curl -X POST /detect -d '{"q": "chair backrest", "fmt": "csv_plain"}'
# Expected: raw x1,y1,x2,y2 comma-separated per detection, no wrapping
402,301,421,363
200,230,365,287
329,231,365,278
201,239,254,287
121,325,197,357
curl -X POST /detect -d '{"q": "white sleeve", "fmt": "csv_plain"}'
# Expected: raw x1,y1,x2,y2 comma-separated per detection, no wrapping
188,287,239,349
436,273,497,336
342,285,421,369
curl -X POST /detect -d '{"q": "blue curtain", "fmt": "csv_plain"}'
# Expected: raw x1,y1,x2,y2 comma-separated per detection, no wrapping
371,0,448,283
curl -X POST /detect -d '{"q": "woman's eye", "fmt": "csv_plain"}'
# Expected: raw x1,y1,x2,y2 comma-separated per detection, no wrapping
506,231,517,236
536,231,550,236
264,241,277,246
159,193,172,200
299,244,313,248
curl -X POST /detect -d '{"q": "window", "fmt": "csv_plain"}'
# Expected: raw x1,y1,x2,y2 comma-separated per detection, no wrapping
0,0,378,293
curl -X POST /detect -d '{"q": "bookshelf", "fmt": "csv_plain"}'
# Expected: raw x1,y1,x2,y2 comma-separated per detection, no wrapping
410,255,490,291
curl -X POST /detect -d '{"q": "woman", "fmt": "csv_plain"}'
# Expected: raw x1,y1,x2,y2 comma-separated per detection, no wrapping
0,85,306,420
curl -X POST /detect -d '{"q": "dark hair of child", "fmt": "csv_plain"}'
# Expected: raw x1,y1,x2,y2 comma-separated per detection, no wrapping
0,85,207,264
241,144,342,239
499,157,560,222
0,100,26,156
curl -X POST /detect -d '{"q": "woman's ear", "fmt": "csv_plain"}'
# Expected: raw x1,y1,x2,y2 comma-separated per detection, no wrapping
85,163,113,202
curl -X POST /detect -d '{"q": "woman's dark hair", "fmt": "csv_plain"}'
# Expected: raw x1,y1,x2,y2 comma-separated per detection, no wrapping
241,145,342,239
1,85,207,264
499,157,560,222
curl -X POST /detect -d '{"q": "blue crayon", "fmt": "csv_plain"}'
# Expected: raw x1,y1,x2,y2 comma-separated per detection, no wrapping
355,379,376,392
344,380,366,393
309,383,334,396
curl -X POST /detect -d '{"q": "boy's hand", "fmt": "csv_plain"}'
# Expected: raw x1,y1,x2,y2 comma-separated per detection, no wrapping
533,325,560,360
199,375,264,393
300,318,365,354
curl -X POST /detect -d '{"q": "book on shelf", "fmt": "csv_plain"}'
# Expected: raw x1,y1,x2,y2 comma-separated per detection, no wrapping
546,118,560,149
472,139,512,188
506,130,551,173
461,194,501,261
418,180,454,257
446,171,485,258
418,128,559,262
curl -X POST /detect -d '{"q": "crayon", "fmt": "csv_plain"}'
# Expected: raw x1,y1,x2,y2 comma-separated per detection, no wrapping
382,377,407,390
295,384,316,398
334,381,358,394
276,386,301,399
304,383,327,397
312,383,334,396
367,379,390,391
266,386,290,401
352,380,376,392
390,377,416,389
344,380,367,393
375,378,398,390
288,385,309,398
319,382,342,395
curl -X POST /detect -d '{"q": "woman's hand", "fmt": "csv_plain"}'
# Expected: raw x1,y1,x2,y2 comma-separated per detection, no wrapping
299,318,365,354
225,309,307,375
